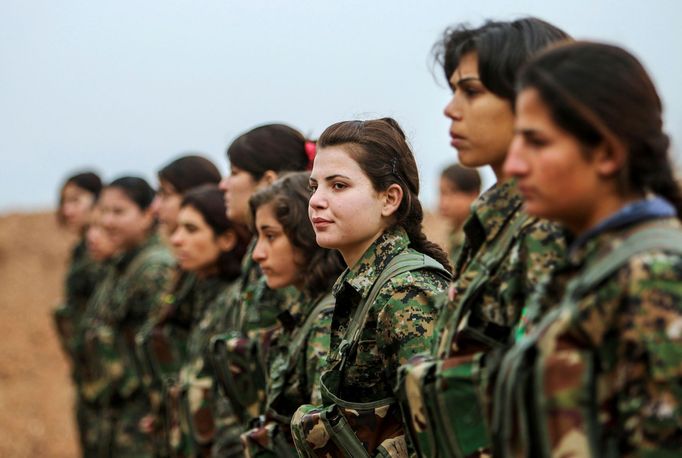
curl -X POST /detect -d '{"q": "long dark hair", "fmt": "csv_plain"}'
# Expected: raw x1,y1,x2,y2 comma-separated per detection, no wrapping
107,176,155,210
518,41,682,219
317,118,452,273
57,171,102,226
249,172,345,298
157,155,221,193
181,184,250,281
227,123,312,180
433,17,571,104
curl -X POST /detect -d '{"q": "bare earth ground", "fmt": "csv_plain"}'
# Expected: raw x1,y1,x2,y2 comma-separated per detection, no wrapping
0,211,450,457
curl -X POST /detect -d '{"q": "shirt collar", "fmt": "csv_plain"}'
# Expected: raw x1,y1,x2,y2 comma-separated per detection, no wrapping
570,195,676,255
468,179,524,243
332,226,410,299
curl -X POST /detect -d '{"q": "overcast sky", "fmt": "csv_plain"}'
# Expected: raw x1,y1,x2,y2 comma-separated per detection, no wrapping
1,0,681,213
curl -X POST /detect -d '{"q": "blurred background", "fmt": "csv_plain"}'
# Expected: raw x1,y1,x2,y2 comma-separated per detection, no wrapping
1,1,681,456
1,0,681,212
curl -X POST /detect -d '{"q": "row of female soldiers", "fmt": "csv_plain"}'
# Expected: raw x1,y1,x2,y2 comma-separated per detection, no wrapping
53,15,682,458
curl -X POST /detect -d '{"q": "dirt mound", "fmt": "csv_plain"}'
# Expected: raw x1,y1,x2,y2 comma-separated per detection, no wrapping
0,210,450,457
0,212,77,457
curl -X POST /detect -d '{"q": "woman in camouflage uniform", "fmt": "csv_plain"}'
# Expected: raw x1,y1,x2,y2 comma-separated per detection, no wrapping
241,172,345,457
160,184,250,457
135,155,222,455
154,155,222,239
291,118,451,457
437,163,481,266
53,171,103,456
495,41,682,457
80,176,176,457
210,124,314,433
397,18,571,457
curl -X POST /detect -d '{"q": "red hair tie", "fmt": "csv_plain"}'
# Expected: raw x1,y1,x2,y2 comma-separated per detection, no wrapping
304,141,317,170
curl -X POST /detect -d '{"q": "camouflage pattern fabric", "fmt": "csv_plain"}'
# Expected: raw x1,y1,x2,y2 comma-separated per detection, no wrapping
291,227,449,457
434,180,566,357
135,270,197,457
167,277,241,457
210,239,299,428
79,233,175,457
53,237,105,456
241,291,335,457
493,216,682,457
398,180,566,457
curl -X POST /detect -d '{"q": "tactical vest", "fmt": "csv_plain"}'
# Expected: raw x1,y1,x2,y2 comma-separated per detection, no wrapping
492,225,682,457
396,210,531,457
291,250,450,458
241,292,336,458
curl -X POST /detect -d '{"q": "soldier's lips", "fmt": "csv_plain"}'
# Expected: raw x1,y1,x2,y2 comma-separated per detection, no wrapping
311,217,333,229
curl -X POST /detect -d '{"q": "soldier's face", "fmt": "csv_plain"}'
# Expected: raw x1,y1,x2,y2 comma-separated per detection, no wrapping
60,182,95,233
252,203,302,289
505,88,607,235
308,146,388,267
170,205,225,276
154,179,182,237
444,52,515,179
438,177,477,227
221,165,258,225
99,187,155,251
86,206,117,261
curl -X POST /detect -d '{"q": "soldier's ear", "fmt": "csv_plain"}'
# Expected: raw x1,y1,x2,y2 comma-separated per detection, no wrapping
217,230,237,252
257,170,278,189
381,184,403,217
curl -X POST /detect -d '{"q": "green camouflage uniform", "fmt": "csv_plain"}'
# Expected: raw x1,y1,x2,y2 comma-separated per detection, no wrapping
241,290,335,457
136,270,197,457
166,276,241,458
493,204,682,457
398,180,566,457
209,240,299,431
291,226,450,457
80,233,175,457
53,237,105,456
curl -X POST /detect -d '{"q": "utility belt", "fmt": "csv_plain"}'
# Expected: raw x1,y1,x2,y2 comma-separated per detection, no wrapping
291,250,450,457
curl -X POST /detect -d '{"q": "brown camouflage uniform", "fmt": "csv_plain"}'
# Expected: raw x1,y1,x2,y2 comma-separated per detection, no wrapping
79,233,175,457
493,202,682,457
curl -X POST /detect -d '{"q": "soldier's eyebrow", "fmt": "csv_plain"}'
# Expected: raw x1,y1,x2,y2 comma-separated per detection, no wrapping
323,174,351,181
